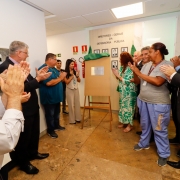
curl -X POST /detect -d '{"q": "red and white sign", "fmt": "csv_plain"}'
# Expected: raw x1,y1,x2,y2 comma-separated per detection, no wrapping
73,46,78,54
82,45,87,53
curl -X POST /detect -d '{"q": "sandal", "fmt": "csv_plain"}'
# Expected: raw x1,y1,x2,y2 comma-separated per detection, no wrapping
123,125,132,133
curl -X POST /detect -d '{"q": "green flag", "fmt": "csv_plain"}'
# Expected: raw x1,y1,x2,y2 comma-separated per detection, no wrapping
130,44,136,56
88,46,92,54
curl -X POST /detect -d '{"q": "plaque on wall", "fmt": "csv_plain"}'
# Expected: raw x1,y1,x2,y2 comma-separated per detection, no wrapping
91,66,104,76
111,48,118,58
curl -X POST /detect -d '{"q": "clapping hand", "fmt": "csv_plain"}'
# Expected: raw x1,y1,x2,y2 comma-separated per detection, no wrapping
170,56,180,68
2,91,31,107
36,66,52,82
0,70,7,82
21,92,31,103
59,71,67,80
76,70,80,77
112,69,122,81
128,62,140,75
112,68,119,77
160,65,176,77
0,61,30,82
19,61,30,81
0,65,24,97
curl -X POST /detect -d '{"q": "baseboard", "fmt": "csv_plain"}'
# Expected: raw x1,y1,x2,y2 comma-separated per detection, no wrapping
40,129,47,137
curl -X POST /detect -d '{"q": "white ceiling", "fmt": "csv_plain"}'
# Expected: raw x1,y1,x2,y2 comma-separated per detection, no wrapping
20,0,180,36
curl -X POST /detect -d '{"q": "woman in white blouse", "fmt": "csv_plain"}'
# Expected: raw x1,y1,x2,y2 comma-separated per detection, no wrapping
64,59,81,124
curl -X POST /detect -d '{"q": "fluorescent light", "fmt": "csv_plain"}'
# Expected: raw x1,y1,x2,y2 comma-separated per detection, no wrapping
45,15,56,19
112,2,143,19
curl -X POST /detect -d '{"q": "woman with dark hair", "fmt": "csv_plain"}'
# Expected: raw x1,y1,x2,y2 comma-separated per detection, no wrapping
128,42,173,167
112,52,137,133
64,59,81,124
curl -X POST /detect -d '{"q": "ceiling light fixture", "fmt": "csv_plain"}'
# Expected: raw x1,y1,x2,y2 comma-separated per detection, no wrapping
45,15,56,19
111,2,143,19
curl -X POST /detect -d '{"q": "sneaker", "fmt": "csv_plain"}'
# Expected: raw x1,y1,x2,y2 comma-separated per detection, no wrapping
54,125,65,131
134,144,150,151
157,157,167,167
48,131,58,138
169,138,179,145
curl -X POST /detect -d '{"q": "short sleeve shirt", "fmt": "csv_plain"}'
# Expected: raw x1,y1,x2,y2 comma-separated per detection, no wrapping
38,64,63,105
138,60,173,104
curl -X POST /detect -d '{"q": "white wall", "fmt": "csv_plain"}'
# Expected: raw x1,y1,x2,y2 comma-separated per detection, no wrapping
47,12,180,109
0,0,48,132
47,30,89,106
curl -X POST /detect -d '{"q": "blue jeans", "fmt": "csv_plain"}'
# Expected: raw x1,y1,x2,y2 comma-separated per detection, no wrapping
43,103,60,133
137,98,171,158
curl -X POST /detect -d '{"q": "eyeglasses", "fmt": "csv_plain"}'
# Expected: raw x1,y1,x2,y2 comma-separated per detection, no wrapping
20,51,29,55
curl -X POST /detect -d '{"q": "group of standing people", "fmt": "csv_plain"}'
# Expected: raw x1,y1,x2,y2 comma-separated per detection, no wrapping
38,56,81,138
113,42,180,168
0,41,82,180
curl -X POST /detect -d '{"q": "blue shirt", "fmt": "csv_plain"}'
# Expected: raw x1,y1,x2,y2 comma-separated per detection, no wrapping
38,64,63,105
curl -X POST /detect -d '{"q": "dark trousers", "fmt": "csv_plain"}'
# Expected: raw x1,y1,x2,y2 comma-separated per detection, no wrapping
43,103,60,133
10,110,40,166
171,93,179,140
0,164,8,180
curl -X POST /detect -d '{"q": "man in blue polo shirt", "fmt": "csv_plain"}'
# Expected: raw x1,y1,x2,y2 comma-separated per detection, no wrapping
39,53,66,138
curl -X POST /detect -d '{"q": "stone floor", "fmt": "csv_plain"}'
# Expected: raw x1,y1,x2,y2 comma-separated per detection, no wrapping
9,109,180,180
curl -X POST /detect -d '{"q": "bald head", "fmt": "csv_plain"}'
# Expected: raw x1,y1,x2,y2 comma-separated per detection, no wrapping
133,51,142,63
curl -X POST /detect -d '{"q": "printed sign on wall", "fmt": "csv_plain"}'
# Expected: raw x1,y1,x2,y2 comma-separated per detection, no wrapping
73,46,78,55
82,45,87,54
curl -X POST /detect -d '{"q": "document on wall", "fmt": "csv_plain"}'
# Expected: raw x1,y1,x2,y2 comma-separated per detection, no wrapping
91,66,104,76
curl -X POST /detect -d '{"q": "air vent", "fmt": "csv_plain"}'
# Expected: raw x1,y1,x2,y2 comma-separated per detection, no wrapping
20,0,54,17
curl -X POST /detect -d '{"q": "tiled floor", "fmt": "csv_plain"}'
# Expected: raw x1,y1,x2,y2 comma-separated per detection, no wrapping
9,109,180,180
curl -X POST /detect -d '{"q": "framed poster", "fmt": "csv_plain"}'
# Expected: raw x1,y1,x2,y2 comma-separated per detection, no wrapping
121,47,128,52
111,60,118,69
94,49,100,54
111,48,118,58
102,49,108,53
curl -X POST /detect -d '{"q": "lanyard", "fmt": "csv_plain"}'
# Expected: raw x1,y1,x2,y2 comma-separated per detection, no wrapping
147,65,155,76
147,61,162,76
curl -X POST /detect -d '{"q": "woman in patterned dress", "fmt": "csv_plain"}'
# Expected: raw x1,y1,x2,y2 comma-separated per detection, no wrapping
112,52,137,132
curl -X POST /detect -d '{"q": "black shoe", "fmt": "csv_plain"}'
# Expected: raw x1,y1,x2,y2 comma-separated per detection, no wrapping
29,153,49,161
63,111,69,114
20,162,39,174
167,161,180,169
75,120,81,123
48,131,58,138
136,131,142,135
177,150,180,158
54,125,65,131
169,138,179,144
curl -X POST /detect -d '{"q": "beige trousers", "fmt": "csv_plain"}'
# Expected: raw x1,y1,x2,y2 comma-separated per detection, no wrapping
66,88,81,123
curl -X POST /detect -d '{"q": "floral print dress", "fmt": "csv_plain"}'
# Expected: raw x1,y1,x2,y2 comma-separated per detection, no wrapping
117,66,137,125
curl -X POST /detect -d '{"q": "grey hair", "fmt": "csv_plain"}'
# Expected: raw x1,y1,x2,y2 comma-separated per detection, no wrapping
141,46,150,52
9,41,29,55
